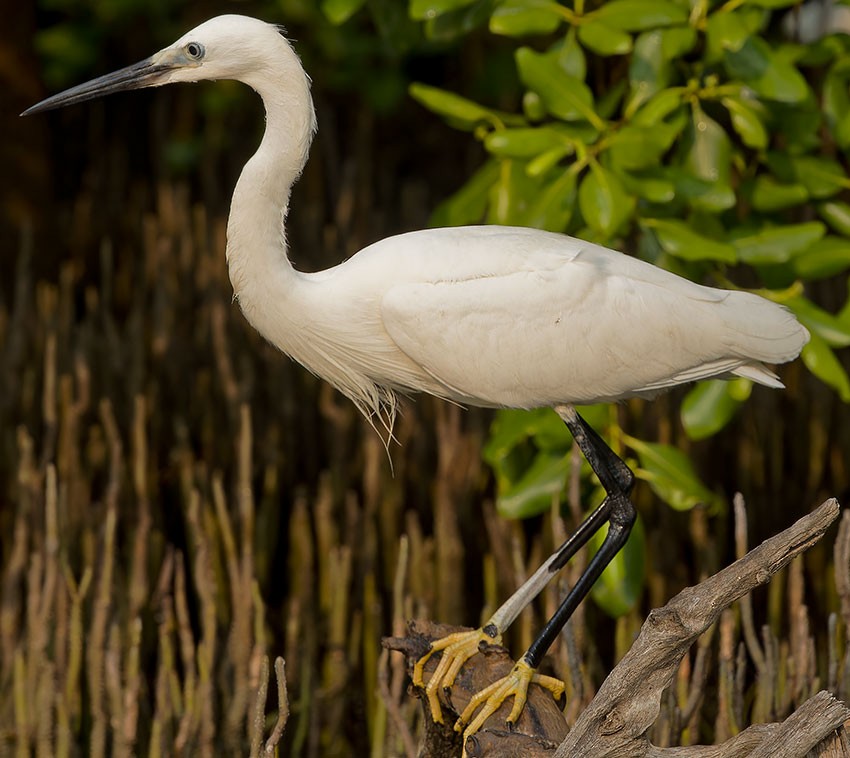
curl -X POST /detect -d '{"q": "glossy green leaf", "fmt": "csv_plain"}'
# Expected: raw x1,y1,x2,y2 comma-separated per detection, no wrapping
787,296,850,347
527,144,575,176
723,37,810,103
488,160,541,225
730,222,826,265
793,236,850,280
748,176,808,212
409,82,501,129
817,201,850,237
484,408,572,464
579,164,634,236
410,0,475,19
495,452,569,519
490,0,564,36
824,61,850,148
659,26,697,58
705,8,765,61
681,379,750,440
642,218,737,262
801,332,850,402
606,124,678,170
722,96,768,149
625,436,723,511
578,21,633,56
516,47,600,125
590,514,646,616
787,155,850,199
631,87,686,126
591,0,688,31
620,170,676,203
484,127,567,158
525,170,578,231
322,0,367,23
684,110,731,185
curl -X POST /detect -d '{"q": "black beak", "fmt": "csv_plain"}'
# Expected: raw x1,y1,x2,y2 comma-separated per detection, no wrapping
21,56,174,116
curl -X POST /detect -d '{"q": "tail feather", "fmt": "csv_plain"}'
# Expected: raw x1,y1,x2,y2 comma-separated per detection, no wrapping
722,291,810,368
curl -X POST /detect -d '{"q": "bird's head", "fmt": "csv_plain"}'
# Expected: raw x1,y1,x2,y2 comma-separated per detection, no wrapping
22,15,296,116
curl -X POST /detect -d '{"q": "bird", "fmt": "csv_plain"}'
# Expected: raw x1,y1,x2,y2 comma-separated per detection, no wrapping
23,14,810,752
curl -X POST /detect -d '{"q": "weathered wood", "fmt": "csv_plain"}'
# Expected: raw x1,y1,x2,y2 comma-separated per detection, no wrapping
388,499,847,757
554,499,841,758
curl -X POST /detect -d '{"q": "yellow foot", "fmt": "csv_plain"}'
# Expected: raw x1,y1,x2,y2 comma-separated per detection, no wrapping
454,660,565,753
412,626,502,724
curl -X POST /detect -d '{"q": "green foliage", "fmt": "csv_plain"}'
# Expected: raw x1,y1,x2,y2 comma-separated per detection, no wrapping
379,0,850,613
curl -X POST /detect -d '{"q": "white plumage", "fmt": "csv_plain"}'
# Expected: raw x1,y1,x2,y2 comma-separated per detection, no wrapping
24,15,812,746
23,16,808,425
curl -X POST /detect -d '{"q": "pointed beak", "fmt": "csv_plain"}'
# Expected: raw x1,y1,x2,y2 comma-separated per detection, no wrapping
21,52,179,116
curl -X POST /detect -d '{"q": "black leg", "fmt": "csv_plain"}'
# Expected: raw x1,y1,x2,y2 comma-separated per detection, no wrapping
523,406,636,670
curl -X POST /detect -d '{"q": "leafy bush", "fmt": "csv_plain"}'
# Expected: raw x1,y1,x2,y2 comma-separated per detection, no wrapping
327,0,850,613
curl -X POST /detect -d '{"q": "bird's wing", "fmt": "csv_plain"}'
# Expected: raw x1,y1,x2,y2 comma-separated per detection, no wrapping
380,244,799,408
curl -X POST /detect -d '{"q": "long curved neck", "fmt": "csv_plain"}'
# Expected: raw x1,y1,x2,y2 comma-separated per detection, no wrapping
225,38,316,299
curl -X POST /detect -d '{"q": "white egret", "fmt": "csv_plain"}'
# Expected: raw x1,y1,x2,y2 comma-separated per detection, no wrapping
24,15,810,751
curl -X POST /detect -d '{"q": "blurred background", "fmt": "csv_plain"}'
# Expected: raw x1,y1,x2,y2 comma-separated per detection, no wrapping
2,0,850,755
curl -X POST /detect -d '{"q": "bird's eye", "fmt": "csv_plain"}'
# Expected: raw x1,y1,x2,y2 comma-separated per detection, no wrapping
185,42,205,60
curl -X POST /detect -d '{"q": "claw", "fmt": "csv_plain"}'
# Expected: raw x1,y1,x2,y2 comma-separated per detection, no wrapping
455,660,565,756
412,627,502,724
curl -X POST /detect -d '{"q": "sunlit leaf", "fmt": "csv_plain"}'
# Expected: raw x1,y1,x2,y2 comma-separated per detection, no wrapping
681,379,750,440
801,332,850,401
625,436,723,511
578,21,633,55
730,222,825,265
642,218,737,263
591,0,688,31
579,164,634,236
490,0,564,36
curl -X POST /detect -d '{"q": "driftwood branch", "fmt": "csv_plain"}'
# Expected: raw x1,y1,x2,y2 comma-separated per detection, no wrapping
387,499,846,757
554,498,842,757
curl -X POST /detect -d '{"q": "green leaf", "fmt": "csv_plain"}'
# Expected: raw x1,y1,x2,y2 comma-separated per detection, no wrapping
681,379,750,440
525,169,578,231
801,332,850,401
495,452,570,519
625,436,723,511
590,514,646,616
431,160,499,226
730,222,826,265
607,124,678,170
722,96,768,149
322,0,367,23
787,155,850,199
578,21,633,56
515,47,601,126
684,110,731,185
793,236,850,280
817,201,850,237
591,0,688,31
410,0,476,20
484,408,572,464
484,127,568,158
620,170,676,203
631,87,686,126
490,0,564,36
579,164,634,236
787,296,850,347
747,176,808,212
488,159,542,225
723,38,810,103
705,7,765,61
409,82,502,129
641,218,737,263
